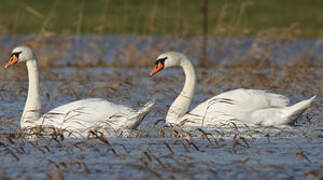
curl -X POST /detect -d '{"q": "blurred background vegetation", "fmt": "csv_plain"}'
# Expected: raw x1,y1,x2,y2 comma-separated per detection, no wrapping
0,0,322,38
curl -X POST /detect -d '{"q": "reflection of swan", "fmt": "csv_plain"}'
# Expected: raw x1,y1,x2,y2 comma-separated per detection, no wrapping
150,52,316,127
5,46,154,137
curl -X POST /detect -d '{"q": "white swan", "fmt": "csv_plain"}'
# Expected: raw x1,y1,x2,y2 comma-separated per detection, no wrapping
5,46,154,137
150,52,316,127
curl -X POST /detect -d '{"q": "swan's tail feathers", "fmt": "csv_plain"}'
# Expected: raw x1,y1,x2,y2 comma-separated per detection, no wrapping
128,101,155,129
137,101,154,119
283,95,316,124
267,93,290,107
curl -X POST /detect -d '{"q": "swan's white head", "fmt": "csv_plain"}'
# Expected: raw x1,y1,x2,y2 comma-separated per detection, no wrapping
150,52,186,76
5,46,35,68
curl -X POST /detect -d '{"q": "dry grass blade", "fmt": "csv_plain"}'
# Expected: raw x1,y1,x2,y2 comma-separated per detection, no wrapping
80,161,91,174
239,136,250,148
228,122,239,132
231,139,241,150
304,167,323,179
29,141,46,154
48,159,60,168
0,134,15,144
233,158,250,164
24,6,44,19
46,169,65,180
89,130,111,145
178,119,192,127
143,150,152,161
190,142,201,151
118,144,129,154
185,139,201,151
49,127,65,142
157,127,165,137
0,140,7,147
197,128,224,146
295,151,312,163
44,145,51,153
71,141,87,151
5,148,20,161
16,146,25,154
108,147,118,157
163,142,174,153
151,154,166,168
197,128,213,144
89,130,118,156
125,163,162,180
179,140,190,152
154,119,165,126
212,128,225,137
58,161,68,169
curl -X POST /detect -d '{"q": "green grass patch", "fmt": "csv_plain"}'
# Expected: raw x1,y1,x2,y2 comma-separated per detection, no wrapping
0,0,322,38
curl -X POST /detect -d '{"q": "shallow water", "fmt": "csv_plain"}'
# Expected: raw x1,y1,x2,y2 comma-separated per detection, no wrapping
0,35,322,65
0,36,322,179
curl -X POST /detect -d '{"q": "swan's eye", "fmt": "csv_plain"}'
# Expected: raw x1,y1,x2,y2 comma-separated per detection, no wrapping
10,51,22,58
155,57,167,66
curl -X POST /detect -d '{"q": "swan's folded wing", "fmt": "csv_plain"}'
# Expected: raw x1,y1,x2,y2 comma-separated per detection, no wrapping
189,88,289,115
39,98,133,130
213,88,289,110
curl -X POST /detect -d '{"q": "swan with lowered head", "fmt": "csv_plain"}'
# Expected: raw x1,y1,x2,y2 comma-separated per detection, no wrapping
5,46,154,137
150,52,316,127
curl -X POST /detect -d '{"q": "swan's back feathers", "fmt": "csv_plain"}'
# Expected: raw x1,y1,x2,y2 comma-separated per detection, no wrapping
27,98,152,135
190,88,289,115
213,89,289,109
45,98,132,115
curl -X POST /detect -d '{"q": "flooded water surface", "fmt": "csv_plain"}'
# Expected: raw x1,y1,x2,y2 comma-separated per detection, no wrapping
0,36,322,179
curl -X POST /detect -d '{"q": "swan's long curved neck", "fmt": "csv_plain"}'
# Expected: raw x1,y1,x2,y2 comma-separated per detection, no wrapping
166,57,196,124
21,59,41,127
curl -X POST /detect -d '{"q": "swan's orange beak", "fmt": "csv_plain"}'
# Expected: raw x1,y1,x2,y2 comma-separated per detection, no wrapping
5,54,18,68
150,62,164,76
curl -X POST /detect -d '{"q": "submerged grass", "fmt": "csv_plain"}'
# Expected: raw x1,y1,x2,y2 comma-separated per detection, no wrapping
0,109,321,179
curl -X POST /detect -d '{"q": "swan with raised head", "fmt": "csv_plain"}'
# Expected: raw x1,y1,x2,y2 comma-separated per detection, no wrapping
150,52,316,127
5,46,154,137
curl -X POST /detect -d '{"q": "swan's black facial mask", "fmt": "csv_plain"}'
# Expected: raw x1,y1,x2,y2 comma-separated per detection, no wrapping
5,51,22,68
150,57,167,76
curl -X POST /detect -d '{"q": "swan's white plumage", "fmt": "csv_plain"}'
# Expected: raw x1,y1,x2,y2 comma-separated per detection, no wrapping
29,98,152,131
184,89,313,127
151,52,316,127
6,46,154,137
190,89,289,114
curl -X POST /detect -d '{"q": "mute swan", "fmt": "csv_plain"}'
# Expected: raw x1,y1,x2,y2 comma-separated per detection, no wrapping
5,46,154,137
150,52,316,127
